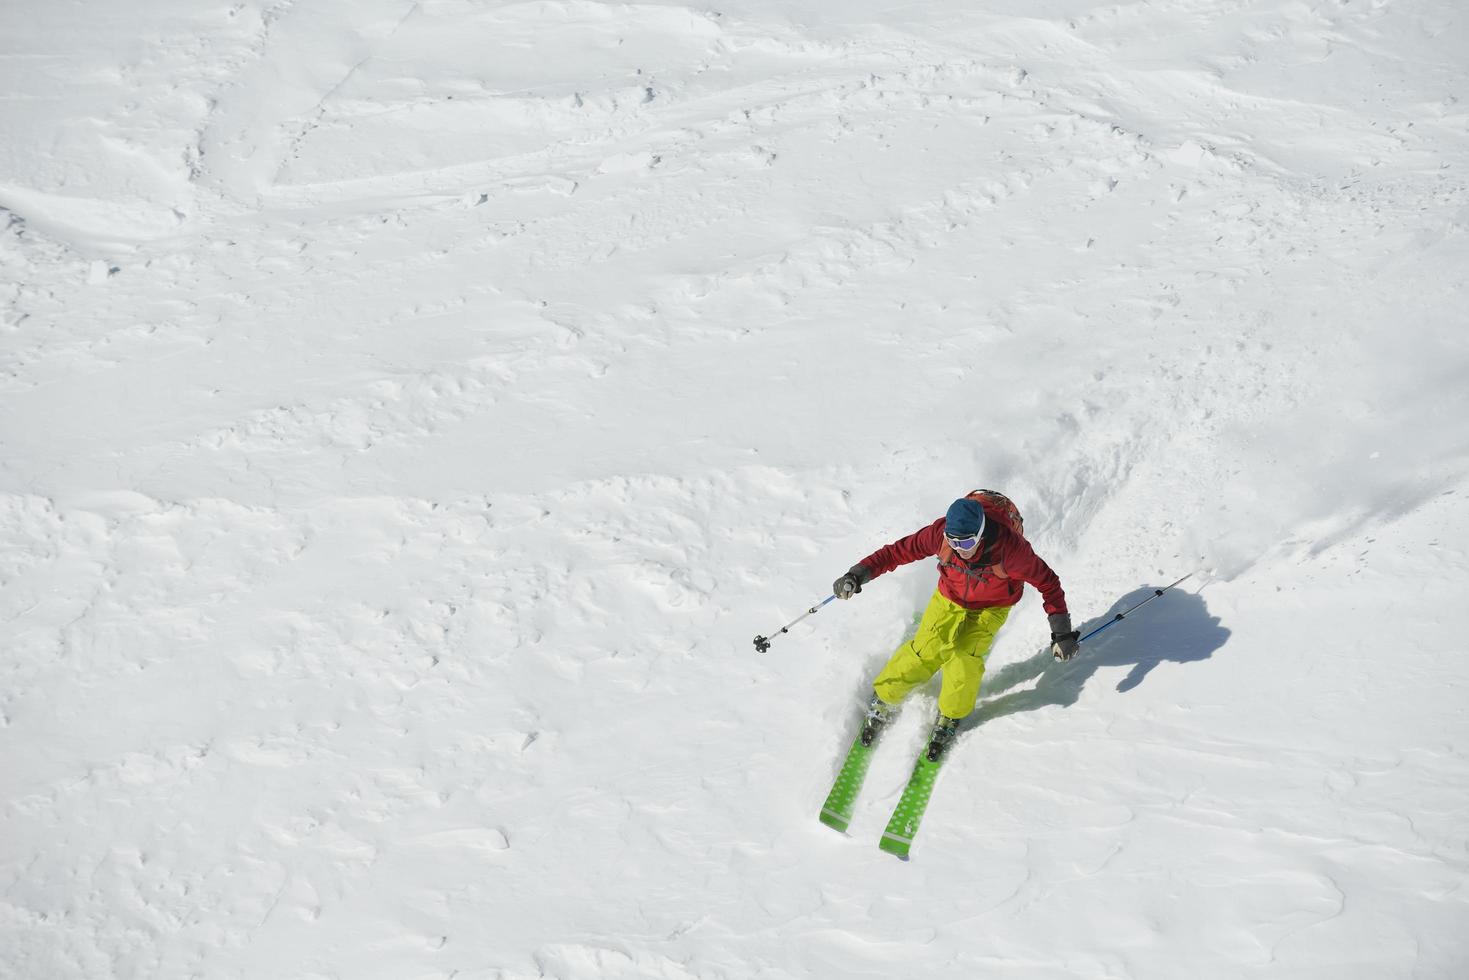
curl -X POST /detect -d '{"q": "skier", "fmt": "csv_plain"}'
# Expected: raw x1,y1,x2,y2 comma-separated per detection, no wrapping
833,491,1078,761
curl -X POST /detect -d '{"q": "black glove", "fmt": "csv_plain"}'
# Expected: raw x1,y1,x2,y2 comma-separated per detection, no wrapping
833,564,871,600
1048,612,1080,661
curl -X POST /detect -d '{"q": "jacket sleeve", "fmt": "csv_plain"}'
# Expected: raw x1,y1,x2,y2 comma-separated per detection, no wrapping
856,519,945,579
1003,533,1069,616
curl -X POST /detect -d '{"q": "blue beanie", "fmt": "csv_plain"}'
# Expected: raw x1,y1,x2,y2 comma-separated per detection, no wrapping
944,497,986,538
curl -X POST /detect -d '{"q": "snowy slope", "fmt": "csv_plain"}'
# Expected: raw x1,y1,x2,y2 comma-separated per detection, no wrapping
3,0,1468,978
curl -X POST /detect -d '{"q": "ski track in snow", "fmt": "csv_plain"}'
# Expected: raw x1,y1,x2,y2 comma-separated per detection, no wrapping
3,0,1469,977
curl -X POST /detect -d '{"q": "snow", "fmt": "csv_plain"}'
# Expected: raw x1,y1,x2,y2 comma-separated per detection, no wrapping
2,0,1468,977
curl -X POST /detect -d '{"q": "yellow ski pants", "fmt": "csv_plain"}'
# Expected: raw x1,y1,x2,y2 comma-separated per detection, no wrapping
872,590,1012,719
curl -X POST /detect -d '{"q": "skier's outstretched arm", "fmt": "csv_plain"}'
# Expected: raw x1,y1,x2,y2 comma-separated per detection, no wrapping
834,520,945,599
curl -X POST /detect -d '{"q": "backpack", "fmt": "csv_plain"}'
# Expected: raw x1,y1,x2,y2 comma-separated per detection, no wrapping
936,489,1024,580
967,488,1022,535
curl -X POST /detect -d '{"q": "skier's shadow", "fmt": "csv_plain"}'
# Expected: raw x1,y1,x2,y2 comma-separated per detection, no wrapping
962,585,1230,734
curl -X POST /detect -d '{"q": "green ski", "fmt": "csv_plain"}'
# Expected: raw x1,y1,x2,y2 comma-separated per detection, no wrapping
818,736,876,833
878,752,946,859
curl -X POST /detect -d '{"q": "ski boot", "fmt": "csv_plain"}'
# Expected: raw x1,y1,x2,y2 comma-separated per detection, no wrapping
925,714,961,761
860,694,898,746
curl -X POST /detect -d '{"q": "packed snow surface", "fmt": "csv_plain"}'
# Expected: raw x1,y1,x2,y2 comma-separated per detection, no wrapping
3,0,1468,977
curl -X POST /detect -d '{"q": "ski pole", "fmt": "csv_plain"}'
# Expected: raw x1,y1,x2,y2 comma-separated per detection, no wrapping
1079,572,1194,644
754,595,838,653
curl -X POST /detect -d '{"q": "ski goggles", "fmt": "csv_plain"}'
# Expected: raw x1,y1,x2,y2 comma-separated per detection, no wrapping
945,532,981,551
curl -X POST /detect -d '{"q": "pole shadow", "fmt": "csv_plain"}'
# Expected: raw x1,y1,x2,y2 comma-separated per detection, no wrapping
961,585,1230,735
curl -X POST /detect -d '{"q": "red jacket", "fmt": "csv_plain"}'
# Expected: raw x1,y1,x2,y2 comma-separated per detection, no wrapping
857,516,1069,615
